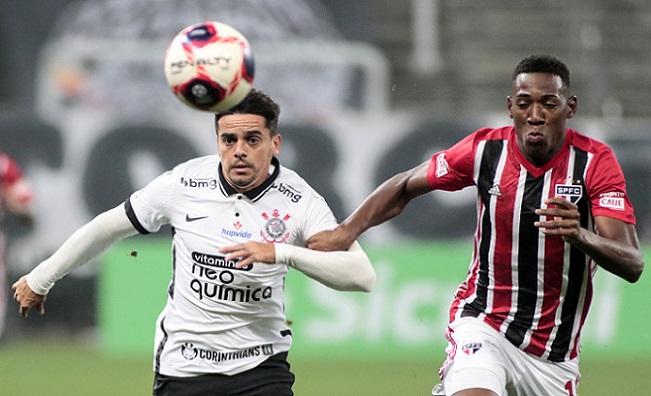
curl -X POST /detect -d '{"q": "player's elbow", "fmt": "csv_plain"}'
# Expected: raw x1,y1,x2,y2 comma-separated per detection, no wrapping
625,256,644,283
333,266,376,293
359,270,377,293
352,266,376,293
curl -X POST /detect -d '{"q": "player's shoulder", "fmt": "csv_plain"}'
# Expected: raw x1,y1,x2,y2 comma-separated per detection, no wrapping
177,154,220,168
169,155,220,174
566,128,614,155
275,164,326,203
475,126,513,140
277,165,312,190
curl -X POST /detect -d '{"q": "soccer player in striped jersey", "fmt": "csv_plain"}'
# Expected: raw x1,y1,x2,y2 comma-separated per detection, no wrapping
308,54,644,396
12,90,376,396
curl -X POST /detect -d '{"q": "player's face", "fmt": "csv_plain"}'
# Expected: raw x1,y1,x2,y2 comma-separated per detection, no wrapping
217,113,281,193
508,72,577,167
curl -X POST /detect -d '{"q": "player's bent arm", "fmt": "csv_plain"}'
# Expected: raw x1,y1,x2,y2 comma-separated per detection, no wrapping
573,216,644,283
27,205,139,295
340,162,432,240
308,161,433,252
275,241,376,292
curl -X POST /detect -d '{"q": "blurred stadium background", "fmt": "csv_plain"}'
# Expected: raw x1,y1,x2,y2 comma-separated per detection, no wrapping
1,1,650,395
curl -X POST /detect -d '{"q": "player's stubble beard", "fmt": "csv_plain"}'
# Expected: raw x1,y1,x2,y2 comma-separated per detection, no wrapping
225,164,260,192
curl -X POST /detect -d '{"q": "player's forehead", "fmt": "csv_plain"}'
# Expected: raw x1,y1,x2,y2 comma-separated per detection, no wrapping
512,72,566,99
217,113,269,135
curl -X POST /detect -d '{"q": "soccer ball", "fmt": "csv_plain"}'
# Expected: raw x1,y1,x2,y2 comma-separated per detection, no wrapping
164,21,255,112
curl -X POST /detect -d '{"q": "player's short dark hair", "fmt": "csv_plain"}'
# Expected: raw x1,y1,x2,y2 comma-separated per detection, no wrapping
512,54,571,91
214,89,281,135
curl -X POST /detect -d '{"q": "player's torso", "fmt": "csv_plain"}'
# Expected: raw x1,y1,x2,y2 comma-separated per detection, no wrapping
167,179,300,316
454,135,595,361
153,158,314,376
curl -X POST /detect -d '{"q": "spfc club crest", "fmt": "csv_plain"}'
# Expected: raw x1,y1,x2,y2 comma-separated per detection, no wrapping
461,341,483,355
555,183,583,204
261,209,290,243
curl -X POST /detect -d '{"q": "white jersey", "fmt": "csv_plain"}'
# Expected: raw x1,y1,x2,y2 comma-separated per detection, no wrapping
125,155,337,377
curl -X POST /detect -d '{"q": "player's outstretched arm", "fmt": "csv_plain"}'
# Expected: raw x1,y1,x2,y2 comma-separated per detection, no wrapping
307,161,434,252
221,241,376,292
12,205,139,317
535,196,644,283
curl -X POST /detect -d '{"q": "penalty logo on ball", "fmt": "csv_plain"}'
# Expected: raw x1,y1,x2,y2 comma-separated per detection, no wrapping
164,21,255,112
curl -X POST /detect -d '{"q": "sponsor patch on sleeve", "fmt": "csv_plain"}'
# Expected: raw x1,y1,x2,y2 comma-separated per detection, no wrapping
435,153,450,178
598,192,626,210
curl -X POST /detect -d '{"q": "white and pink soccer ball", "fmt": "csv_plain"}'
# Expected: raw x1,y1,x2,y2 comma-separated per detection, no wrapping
164,21,254,112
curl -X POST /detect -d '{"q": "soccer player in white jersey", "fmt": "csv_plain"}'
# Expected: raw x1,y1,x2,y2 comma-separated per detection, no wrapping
308,55,644,396
12,89,376,396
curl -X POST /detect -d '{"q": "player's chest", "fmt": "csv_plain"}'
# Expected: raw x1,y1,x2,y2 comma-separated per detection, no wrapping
478,161,587,216
170,192,299,245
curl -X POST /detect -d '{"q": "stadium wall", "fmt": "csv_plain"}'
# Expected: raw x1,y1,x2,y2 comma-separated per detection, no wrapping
99,239,651,359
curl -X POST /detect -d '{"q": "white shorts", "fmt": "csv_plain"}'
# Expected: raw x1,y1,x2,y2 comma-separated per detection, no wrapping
436,318,580,396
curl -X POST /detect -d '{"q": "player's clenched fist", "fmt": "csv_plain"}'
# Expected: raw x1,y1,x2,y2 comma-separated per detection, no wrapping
12,275,46,318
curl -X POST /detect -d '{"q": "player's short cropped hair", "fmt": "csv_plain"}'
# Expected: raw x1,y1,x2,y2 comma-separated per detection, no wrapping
512,54,571,91
214,89,281,135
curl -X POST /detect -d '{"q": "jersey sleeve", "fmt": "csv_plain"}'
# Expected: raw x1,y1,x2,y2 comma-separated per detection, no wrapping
586,147,636,224
295,190,338,245
124,169,176,233
426,130,478,191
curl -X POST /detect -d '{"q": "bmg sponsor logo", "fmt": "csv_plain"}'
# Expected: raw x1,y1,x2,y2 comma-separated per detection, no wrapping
271,182,302,203
181,177,218,189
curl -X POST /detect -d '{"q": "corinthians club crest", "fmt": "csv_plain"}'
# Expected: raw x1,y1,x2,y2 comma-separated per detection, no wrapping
181,342,198,360
261,209,290,243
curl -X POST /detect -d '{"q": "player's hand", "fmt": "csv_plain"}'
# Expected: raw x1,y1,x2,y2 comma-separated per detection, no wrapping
534,196,582,243
12,275,46,318
307,227,354,252
221,242,275,268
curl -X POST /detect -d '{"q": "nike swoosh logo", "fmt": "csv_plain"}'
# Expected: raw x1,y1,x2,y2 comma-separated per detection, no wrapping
185,214,209,222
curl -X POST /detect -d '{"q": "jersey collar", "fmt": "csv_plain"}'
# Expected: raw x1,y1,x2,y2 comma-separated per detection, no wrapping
218,156,280,201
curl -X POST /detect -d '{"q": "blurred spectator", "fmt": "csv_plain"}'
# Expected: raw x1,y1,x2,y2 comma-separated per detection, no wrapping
0,150,34,340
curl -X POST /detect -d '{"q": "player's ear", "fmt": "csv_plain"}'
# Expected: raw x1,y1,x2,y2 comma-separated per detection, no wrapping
566,95,578,119
506,96,514,119
272,134,282,156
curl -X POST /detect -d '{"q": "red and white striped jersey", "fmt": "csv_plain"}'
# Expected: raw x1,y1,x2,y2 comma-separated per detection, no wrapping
427,127,635,362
